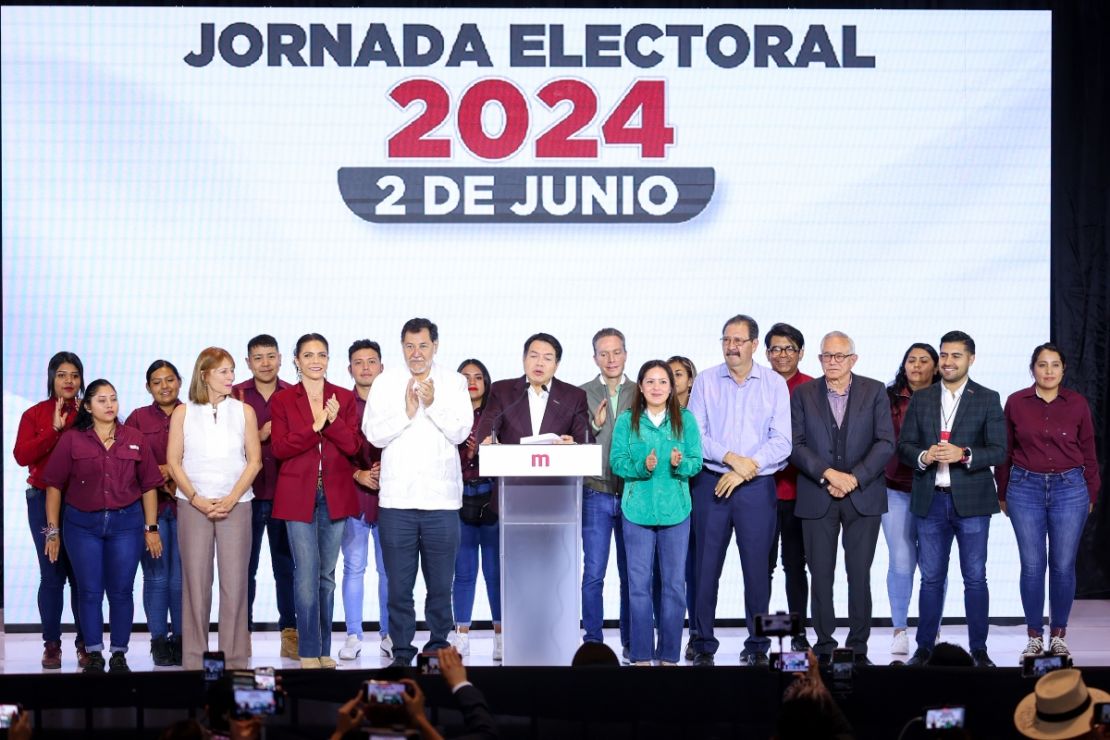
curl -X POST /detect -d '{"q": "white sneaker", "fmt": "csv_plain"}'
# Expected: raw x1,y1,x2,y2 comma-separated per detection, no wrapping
492,633,503,662
1022,635,1045,656
1049,636,1070,656
891,630,910,655
338,635,362,660
379,635,393,659
453,631,470,657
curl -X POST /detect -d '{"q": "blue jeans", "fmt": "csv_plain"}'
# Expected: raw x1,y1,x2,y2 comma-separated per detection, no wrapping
581,487,630,646
685,522,697,638
453,518,501,626
63,501,145,653
248,499,296,631
1005,466,1090,632
692,473,777,655
378,508,460,663
141,506,182,640
286,488,345,658
916,491,991,652
26,488,82,645
624,514,690,663
341,516,390,638
882,488,918,631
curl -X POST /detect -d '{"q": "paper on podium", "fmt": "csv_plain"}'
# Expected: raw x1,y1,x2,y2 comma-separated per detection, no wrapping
519,433,561,445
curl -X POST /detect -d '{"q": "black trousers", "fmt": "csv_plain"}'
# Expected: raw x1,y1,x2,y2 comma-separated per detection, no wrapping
769,498,809,620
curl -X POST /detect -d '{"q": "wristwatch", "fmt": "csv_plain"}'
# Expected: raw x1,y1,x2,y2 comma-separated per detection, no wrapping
145,524,159,533
960,447,972,464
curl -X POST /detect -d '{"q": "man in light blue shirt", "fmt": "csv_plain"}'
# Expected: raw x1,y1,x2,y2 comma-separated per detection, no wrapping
687,314,792,666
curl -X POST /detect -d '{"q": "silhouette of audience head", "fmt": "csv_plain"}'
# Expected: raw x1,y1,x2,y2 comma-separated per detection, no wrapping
927,643,975,668
571,642,620,667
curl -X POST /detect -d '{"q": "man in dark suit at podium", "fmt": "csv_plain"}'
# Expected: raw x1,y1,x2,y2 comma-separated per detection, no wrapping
898,330,1005,668
476,333,590,445
790,331,895,664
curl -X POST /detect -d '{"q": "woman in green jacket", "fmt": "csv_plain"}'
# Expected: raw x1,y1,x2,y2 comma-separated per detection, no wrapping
610,360,702,665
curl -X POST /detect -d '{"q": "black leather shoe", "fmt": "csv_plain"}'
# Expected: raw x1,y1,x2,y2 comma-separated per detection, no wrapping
82,651,106,673
684,639,696,661
108,651,130,673
150,636,173,667
907,647,932,666
791,635,811,652
390,656,412,668
854,654,873,666
971,649,996,668
692,652,715,667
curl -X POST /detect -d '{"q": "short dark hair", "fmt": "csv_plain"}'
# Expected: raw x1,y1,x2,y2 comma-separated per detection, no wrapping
591,328,626,354
348,339,382,362
524,332,563,362
722,314,758,341
47,351,85,399
926,642,975,668
145,359,182,385
294,333,329,356
1030,342,1065,370
764,322,805,350
247,334,279,354
401,318,438,343
939,330,975,355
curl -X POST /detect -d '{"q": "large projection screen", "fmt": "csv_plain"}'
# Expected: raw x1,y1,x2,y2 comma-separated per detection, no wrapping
3,7,1050,627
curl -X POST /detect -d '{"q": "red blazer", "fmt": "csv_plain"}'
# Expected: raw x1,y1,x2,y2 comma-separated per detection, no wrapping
270,381,359,523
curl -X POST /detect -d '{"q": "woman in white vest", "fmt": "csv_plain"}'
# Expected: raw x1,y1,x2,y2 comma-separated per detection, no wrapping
167,347,261,670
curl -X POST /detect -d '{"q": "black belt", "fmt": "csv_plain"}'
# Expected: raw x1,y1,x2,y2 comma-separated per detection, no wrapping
935,486,952,494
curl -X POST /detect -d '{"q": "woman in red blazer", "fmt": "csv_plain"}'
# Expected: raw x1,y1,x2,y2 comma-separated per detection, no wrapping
271,333,359,669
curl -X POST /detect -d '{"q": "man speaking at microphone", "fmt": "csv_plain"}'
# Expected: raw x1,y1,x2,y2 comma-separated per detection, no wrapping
476,333,590,445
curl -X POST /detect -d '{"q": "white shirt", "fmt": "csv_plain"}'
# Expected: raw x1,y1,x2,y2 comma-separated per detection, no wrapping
363,362,473,510
527,382,550,436
935,379,968,487
647,409,667,428
178,399,254,502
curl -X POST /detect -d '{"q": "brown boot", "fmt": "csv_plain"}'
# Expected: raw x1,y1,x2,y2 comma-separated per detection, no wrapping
280,628,299,659
76,640,90,669
42,640,62,669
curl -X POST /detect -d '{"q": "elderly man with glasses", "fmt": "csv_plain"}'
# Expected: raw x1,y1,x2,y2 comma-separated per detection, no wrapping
789,331,895,665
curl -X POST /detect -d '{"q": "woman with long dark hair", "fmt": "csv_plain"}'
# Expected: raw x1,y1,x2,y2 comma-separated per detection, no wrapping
124,359,184,666
451,358,502,660
998,343,1100,659
610,360,702,665
882,342,940,656
42,379,164,672
167,347,261,671
13,351,87,669
272,333,360,669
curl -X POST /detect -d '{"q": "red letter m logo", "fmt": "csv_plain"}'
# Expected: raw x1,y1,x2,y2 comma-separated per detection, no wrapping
531,453,550,467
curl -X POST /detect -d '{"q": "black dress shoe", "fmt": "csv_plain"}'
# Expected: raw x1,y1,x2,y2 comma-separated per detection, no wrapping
692,652,715,667
907,647,932,666
390,656,413,668
971,649,996,668
684,639,696,661
854,654,873,666
791,635,811,652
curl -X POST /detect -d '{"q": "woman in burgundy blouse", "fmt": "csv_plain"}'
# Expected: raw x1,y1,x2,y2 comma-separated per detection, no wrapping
42,379,164,673
12,351,86,670
124,359,183,666
997,343,1101,660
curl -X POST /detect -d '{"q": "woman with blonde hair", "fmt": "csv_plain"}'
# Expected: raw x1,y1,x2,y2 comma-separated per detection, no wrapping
167,347,261,670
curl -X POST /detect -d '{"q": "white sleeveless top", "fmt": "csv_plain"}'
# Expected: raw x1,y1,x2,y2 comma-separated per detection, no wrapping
177,398,254,502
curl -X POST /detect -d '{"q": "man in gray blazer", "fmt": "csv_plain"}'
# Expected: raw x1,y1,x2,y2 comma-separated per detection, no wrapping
898,330,1005,668
791,331,895,663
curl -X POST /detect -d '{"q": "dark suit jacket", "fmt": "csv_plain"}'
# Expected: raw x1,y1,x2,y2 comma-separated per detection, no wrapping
451,683,499,740
476,376,590,445
897,378,1005,518
270,381,360,523
790,374,895,519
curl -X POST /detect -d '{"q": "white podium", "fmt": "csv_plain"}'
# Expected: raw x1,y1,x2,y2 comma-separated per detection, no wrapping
479,444,601,666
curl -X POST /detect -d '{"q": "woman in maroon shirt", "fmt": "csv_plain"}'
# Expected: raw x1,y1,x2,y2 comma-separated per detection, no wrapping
997,343,1101,660
42,379,164,673
124,359,183,666
881,342,939,656
12,351,86,670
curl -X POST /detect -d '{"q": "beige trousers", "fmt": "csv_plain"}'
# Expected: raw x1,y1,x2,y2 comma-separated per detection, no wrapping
178,499,252,670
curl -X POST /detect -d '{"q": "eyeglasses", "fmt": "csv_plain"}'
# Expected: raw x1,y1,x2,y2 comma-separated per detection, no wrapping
818,353,856,364
721,337,755,348
767,346,799,356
